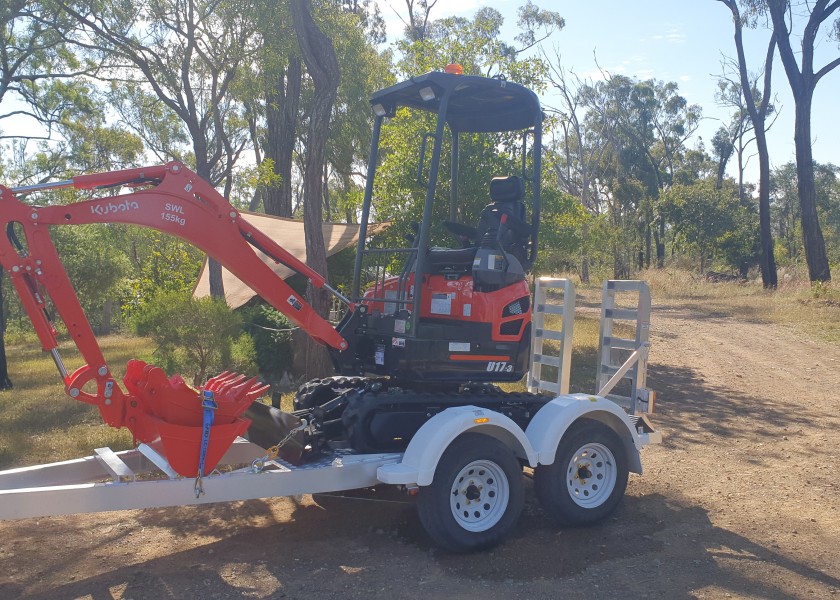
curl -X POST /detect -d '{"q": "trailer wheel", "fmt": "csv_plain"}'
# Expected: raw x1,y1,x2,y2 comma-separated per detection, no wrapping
417,433,524,552
535,420,628,526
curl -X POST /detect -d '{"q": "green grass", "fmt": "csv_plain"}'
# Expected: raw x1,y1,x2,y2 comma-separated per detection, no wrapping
0,334,154,469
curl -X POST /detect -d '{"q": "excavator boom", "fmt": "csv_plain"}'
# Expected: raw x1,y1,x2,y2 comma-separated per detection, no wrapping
0,162,348,476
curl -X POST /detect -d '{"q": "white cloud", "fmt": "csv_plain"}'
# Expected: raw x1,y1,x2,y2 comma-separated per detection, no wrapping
648,27,686,44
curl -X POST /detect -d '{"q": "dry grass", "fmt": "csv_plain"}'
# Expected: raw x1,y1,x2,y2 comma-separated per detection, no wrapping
502,283,636,396
6,267,833,472
0,335,154,469
640,267,840,344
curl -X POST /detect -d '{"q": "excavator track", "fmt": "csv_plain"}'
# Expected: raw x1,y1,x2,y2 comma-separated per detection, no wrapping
331,383,549,454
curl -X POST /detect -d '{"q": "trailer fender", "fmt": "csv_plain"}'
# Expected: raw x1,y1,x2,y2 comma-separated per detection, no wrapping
526,394,643,473
377,405,537,486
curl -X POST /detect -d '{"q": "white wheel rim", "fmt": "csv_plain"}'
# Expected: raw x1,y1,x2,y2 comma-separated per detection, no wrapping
566,442,616,508
449,459,509,532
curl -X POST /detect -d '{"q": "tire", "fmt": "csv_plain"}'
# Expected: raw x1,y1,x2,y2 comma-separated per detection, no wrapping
535,420,629,526
417,433,524,552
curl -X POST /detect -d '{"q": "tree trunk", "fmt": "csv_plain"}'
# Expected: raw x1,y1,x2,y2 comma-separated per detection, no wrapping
656,220,665,268
579,222,590,284
0,267,13,390
719,0,778,287
765,0,834,282
754,124,778,288
291,0,340,379
264,56,302,218
98,299,114,335
194,149,226,298
795,92,831,282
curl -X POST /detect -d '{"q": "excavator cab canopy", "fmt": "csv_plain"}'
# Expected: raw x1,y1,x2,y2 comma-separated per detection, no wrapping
351,69,543,321
370,71,542,133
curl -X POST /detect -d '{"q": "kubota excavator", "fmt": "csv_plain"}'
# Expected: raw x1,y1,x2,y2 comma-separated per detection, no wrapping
0,67,548,477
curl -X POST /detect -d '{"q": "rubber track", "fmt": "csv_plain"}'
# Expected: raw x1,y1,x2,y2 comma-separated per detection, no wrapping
341,387,549,453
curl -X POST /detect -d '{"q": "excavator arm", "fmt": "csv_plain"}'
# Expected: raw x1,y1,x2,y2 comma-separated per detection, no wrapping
0,162,350,477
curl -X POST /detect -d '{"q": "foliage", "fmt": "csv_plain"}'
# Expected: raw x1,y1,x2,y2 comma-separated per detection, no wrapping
240,304,294,377
51,224,131,330
772,161,840,266
120,227,205,317
532,173,592,275
660,178,759,273
131,291,254,385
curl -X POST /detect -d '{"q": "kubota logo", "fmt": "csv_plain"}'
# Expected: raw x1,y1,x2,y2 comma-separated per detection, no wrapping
90,200,139,216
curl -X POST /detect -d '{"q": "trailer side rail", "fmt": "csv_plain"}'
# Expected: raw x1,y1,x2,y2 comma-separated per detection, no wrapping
0,438,401,520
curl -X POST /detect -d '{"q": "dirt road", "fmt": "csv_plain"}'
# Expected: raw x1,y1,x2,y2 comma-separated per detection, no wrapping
1,298,839,600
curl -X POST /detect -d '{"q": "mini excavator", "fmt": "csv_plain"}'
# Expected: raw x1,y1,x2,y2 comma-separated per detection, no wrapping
0,67,548,475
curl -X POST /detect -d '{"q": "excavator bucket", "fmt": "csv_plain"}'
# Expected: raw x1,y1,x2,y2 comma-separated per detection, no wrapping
123,360,269,476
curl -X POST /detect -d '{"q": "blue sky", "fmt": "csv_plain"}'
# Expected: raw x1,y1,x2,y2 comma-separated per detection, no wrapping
379,0,840,184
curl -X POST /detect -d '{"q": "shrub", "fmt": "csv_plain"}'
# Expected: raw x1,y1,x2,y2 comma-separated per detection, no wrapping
239,304,295,378
132,291,255,385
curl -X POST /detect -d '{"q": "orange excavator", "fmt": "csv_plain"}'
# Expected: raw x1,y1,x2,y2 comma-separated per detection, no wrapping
0,69,545,479
0,71,662,553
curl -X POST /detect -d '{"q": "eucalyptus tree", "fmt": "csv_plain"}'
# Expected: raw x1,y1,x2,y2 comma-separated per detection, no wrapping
580,74,701,268
544,58,611,282
0,1,103,390
764,0,840,282
62,0,259,297
286,0,340,377
0,2,96,144
717,0,778,288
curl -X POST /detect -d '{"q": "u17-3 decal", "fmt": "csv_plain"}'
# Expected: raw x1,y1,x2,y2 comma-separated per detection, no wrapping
486,361,513,373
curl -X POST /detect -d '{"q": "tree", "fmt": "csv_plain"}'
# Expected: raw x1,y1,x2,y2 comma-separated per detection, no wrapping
0,1,101,391
133,291,254,385
765,0,840,282
661,178,759,274
0,2,95,142
579,74,702,271
290,0,340,378
63,0,258,297
718,0,778,288
544,58,611,283
772,161,840,265
250,0,301,217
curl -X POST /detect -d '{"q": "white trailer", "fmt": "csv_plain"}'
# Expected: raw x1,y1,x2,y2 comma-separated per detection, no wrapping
0,279,660,552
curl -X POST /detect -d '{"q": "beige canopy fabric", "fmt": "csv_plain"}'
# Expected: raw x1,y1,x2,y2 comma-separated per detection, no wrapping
193,211,388,309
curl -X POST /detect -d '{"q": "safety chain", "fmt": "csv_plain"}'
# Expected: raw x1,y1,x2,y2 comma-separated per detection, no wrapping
251,420,308,473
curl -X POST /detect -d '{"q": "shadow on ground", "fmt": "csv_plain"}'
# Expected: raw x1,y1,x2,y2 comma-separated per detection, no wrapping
4,486,839,600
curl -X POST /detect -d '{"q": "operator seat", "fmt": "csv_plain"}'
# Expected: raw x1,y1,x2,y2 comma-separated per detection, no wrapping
427,175,531,272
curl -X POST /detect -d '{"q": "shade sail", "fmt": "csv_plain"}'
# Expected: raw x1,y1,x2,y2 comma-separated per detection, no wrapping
193,211,388,309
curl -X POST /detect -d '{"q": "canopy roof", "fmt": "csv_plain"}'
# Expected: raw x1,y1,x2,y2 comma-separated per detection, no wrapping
194,211,388,309
370,71,542,133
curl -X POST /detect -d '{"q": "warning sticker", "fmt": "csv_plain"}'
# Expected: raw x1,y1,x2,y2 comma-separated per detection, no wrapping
375,344,385,365
287,295,303,311
431,293,452,315
449,342,470,352
392,337,406,347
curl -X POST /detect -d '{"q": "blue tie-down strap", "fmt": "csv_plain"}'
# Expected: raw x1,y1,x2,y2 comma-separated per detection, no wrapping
194,390,218,497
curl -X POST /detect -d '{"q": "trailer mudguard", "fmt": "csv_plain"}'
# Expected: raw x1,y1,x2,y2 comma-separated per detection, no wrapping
376,405,537,486
525,394,643,473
